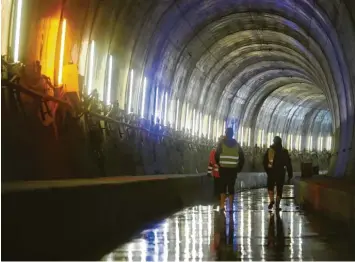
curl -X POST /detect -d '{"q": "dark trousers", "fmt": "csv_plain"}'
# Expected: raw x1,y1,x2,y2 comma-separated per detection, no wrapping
267,173,285,198
213,177,220,199
218,167,238,195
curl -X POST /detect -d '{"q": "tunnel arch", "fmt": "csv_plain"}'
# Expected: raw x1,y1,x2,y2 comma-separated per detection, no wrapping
132,0,354,176
2,0,355,177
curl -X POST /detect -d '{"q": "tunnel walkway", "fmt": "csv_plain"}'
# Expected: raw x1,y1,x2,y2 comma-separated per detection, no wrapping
102,186,355,261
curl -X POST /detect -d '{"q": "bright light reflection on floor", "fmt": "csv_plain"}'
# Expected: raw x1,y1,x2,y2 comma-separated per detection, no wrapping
101,187,350,261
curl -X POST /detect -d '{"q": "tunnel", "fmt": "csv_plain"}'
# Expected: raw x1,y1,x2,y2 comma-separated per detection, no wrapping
1,0,355,261
1,0,355,177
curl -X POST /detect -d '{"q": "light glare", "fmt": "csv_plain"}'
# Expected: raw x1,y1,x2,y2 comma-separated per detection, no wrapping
87,40,95,94
58,19,67,85
164,92,168,125
175,99,179,130
106,55,113,105
128,69,134,113
14,0,23,62
141,77,147,117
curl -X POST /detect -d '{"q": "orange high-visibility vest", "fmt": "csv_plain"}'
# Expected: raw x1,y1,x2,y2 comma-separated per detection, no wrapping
208,149,220,178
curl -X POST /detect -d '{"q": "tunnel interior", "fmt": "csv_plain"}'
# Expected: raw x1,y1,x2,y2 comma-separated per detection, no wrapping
1,0,355,178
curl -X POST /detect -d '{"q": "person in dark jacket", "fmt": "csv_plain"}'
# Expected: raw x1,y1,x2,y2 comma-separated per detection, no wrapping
215,128,245,211
263,136,293,210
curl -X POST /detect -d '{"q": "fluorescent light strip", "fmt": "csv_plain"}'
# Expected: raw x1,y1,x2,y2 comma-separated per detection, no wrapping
216,119,219,141
192,109,196,134
185,104,189,129
290,134,293,149
106,55,113,105
299,135,302,150
159,90,164,120
175,99,179,130
199,112,202,137
247,128,251,147
258,129,261,146
164,92,168,125
169,99,174,124
141,77,146,117
87,40,95,94
155,87,159,119
208,115,211,139
128,69,134,113
58,19,67,85
14,0,23,62
241,127,244,146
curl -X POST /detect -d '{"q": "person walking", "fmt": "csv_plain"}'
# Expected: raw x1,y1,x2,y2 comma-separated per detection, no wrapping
215,128,245,211
263,136,293,211
208,145,220,198
208,136,225,199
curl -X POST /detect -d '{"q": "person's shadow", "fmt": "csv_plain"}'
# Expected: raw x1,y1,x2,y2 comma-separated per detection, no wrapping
212,212,240,261
267,212,285,260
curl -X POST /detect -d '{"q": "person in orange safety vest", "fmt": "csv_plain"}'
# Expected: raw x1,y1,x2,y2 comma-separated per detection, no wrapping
208,147,220,178
208,136,224,198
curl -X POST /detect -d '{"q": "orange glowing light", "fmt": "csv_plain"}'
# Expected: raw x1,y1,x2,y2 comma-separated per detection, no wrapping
58,19,66,85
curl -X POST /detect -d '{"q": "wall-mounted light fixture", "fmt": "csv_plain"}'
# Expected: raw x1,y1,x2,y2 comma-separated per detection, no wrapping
164,92,168,125
87,40,95,94
199,112,203,137
141,77,147,117
14,0,23,62
207,115,211,139
240,127,244,146
128,69,134,113
308,136,313,151
247,128,251,147
326,136,332,150
185,104,189,130
175,99,179,130
216,119,220,142
58,19,67,85
106,55,113,105
290,134,293,150
192,108,196,134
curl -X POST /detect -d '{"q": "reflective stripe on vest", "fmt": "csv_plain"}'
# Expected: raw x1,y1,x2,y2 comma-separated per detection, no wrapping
207,165,212,174
268,148,275,168
213,164,219,172
219,143,239,168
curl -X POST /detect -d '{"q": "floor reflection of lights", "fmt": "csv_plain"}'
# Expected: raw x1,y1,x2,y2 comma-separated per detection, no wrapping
101,187,352,261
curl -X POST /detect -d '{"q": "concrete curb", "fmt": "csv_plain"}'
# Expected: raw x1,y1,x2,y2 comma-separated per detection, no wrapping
294,177,355,232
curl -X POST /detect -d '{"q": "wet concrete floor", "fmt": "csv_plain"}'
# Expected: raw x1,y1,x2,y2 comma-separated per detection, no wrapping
102,186,355,261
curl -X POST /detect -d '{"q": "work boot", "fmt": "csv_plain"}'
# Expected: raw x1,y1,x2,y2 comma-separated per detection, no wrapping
275,199,281,211
268,201,275,210
220,193,226,212
228,194,234,212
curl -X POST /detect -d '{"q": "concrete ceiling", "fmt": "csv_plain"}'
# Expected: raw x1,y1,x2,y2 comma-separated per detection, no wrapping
131,0,353,134
125,0,354,175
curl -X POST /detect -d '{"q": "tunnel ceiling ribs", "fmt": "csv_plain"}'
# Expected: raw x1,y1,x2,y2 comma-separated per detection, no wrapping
134,0,353,151
129,0,355,175
5,0,355,176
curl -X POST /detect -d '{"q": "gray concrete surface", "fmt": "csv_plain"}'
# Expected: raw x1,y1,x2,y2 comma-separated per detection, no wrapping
1,172,267,260
293,176,355,231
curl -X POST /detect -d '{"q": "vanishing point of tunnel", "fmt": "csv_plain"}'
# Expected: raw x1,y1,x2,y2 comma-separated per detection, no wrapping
1,0,355,261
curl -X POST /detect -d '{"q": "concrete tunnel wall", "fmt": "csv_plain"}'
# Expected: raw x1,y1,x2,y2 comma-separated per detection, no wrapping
1,0,355,179
1,98,211,181
2,90,315,182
